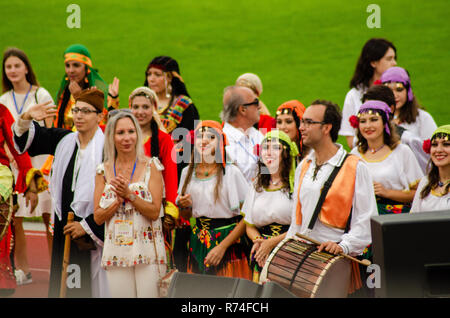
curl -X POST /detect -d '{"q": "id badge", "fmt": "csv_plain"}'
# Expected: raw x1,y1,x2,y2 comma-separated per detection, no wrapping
114,220,134,246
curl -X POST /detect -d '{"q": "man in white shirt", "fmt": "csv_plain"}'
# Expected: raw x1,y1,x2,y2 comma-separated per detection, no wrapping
221,85,264,184
287,99,377,257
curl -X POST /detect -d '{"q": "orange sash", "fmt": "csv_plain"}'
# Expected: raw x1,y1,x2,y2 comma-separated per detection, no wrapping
295,154,360,229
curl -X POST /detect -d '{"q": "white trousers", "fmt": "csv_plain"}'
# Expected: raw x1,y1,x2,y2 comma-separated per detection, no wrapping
106,263,164,298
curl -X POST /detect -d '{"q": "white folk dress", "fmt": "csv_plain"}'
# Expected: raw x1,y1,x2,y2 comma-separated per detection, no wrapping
411,176,450,213
350,144,423,194
97,158,166,270
242,186,292,229
397,109,437,140
178,163,249,219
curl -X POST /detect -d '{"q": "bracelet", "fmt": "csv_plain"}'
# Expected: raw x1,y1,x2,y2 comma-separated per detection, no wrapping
108,92,119,99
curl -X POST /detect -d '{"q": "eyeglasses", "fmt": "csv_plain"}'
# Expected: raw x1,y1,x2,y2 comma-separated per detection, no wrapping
107,108,132,119
242,98,259,107
299,118,326,127
72,107,100,115
384,82,405,92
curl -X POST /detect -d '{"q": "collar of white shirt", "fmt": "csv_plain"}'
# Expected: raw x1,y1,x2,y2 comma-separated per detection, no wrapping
304,143,347,168
223,122,261,143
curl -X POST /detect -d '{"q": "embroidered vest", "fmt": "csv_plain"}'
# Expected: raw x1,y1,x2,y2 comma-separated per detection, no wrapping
295,154,360,229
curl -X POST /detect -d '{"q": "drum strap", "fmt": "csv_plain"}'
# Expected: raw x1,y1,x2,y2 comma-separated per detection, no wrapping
307,154,350,231
289,244,317,291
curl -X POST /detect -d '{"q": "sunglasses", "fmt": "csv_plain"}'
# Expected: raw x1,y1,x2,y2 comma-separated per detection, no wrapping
242,98,260,107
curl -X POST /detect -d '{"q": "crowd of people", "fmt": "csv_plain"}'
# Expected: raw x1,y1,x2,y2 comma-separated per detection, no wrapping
0,37,448,298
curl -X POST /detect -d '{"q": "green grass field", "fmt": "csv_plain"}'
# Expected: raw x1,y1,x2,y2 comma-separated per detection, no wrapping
1,0,449,146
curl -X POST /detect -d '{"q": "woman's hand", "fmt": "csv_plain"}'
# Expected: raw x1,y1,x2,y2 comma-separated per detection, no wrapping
373,182,389,198
177,193,192,208
204,244,227,268
110,174,131,199
24,190,38,213
250,238,262,262
254,238,276,268
68,80,83,97
108,77,120,98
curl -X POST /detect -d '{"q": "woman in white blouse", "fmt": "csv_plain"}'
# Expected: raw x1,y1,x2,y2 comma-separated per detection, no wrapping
350,100,423,215
1,47,54,285
177,120,251,279
411,125,450,212
339,38,397,148
242,130,298,282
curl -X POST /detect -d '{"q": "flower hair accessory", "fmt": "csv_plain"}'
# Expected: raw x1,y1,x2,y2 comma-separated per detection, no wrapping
253,144,261,157
349,115,359,129
422,139,431,154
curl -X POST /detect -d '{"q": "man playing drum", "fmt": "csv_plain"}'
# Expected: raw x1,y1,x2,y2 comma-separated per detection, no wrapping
285,100,377,295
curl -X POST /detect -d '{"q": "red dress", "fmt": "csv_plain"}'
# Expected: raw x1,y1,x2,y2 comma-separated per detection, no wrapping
0,104,35,291
143,130,178,210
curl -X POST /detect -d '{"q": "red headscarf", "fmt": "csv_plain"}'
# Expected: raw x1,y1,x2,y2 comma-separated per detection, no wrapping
194,120,229,169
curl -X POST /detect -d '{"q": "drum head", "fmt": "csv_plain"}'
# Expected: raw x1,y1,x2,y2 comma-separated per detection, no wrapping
312,256,351,298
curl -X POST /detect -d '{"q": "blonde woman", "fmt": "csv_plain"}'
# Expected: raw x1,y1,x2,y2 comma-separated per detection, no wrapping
94,111,166,297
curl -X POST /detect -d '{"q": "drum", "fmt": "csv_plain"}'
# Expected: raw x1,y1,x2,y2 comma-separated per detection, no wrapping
260,238,351,298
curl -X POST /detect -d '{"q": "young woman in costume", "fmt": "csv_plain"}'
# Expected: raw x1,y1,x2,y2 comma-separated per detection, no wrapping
145,56,200,272
177,120,251,279
350,100,423,216
275,100,307,163
381,66,437,140
242,130,298,282
411,125,450,212
54,44,117,130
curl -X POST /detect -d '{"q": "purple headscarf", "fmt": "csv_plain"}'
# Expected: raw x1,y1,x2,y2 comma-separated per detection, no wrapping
380,66,414,102
358,100,392,135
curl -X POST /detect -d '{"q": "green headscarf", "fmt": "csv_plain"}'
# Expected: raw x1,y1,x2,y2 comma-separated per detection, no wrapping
431,125,450,140
261,129,299,193
56,44,108,108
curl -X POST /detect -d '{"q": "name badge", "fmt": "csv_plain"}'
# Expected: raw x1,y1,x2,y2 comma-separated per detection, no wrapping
114,220,133,246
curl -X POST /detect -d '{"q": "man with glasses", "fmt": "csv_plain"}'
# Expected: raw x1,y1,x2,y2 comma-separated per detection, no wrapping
286,100,377,296
221,85,264,184
12,88,108,298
